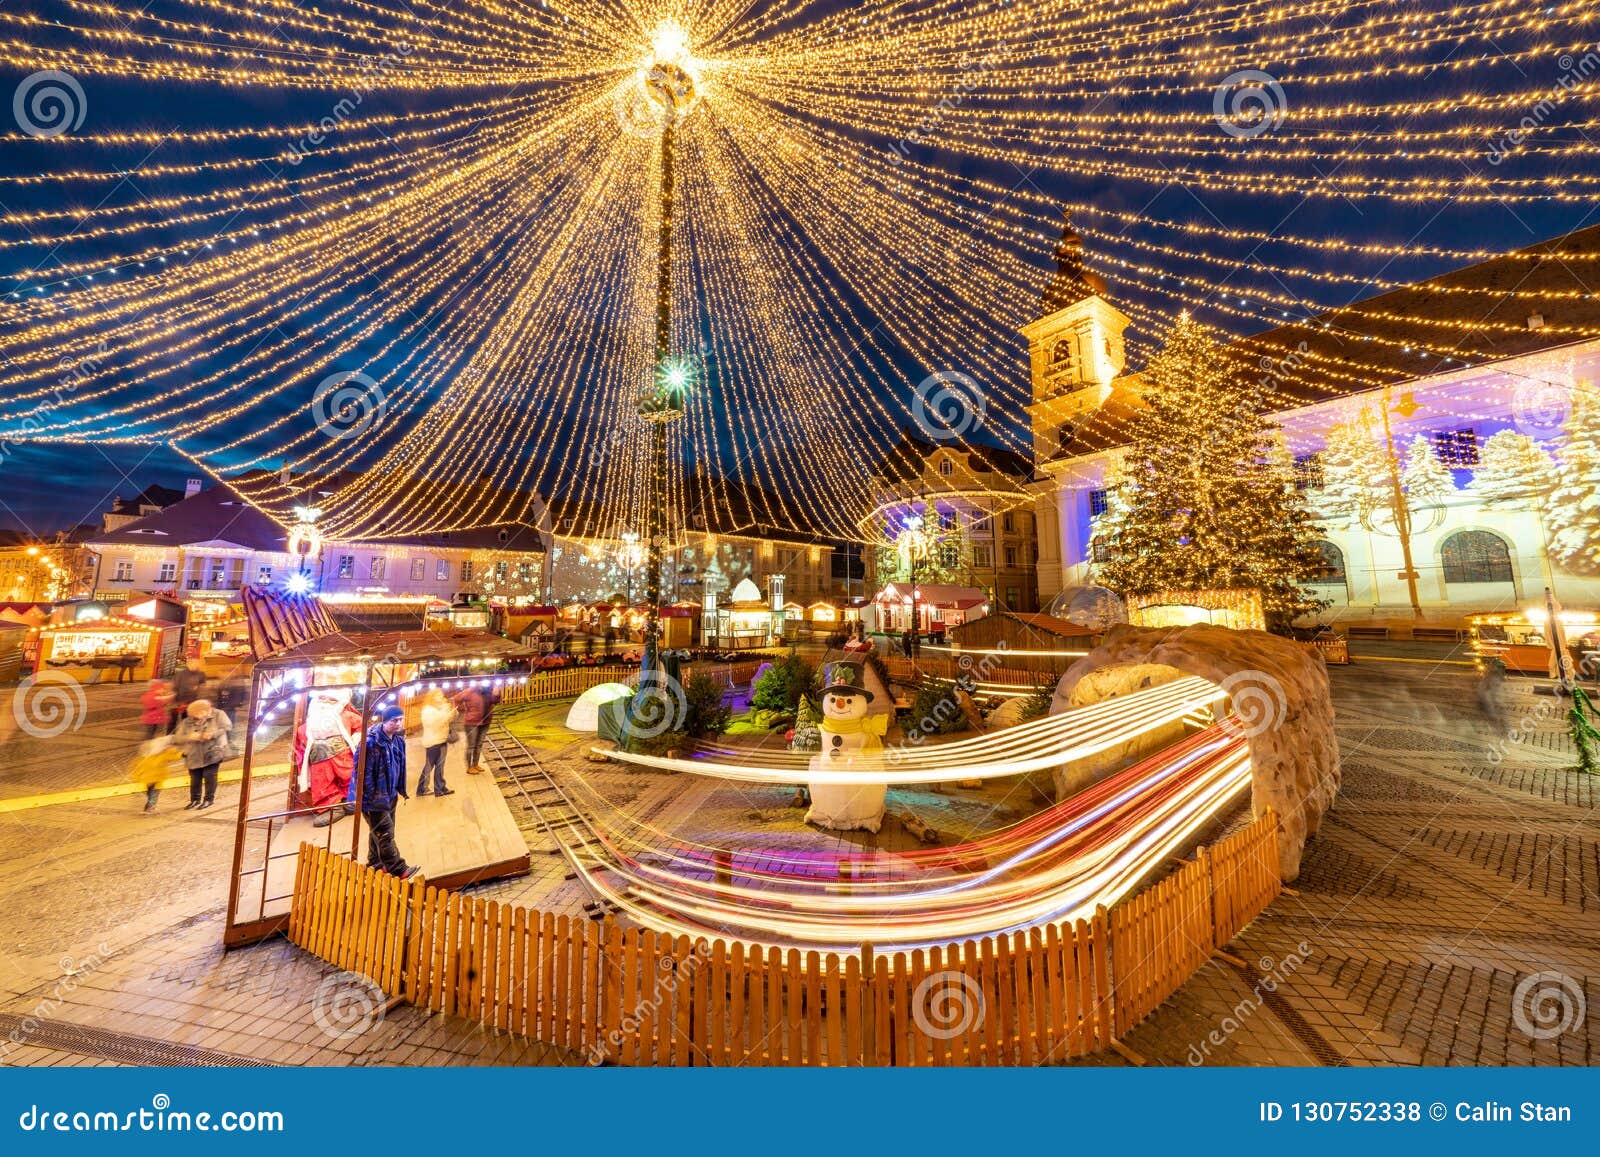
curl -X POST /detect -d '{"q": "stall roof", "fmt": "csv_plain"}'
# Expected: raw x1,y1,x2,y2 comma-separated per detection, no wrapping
256,627,532,670
875,582,986,609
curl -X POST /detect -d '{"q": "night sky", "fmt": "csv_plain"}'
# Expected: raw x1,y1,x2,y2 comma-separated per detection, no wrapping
3,2,1596,534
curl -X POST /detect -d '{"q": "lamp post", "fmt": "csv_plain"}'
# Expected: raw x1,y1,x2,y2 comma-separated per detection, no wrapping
635,25,699,680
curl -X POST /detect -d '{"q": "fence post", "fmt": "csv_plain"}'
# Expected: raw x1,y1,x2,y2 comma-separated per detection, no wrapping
1197,844,1217,953
860,944,876,1067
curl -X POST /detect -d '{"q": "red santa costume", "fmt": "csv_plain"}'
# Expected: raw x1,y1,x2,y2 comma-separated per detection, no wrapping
292,693,363,810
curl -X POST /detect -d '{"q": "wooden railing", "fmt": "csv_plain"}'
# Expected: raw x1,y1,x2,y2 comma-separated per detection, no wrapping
881,655,1045,689
288,810,1280,1065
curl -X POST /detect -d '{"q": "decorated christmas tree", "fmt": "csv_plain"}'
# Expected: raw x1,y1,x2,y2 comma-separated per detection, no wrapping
1542,386,1600,574
1095,314,1328,630
1469,429,1557,506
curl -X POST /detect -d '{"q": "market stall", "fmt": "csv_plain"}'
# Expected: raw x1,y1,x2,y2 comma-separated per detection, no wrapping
225,586,534,947
1468,609,1599,676
34,614,182,683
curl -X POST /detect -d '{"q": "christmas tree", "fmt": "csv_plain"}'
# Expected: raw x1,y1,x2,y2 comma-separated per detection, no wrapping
1400,434,1455,508
1469,429,1557,506
1542,385,1600,575
1095,314,1328,630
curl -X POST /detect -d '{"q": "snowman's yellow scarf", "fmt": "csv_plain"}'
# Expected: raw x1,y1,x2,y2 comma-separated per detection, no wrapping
821,713,888,748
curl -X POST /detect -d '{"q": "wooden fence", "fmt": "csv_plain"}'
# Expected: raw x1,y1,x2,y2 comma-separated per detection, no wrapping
881,655,1045,689
288,810,1280,1065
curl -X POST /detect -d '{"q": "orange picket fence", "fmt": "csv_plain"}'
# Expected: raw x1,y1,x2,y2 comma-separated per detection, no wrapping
288,810,1280,1065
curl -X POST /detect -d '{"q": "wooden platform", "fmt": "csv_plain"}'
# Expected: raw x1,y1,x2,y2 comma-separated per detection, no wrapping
228,737,530,945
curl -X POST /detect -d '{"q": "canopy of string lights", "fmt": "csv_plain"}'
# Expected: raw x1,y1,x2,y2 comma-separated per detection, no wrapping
1,1,1597,543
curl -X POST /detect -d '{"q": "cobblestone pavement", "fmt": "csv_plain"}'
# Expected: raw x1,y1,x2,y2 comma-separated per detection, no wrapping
0,663,1594,1066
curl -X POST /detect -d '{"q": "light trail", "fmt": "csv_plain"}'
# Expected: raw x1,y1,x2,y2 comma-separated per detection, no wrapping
552,678,1255,951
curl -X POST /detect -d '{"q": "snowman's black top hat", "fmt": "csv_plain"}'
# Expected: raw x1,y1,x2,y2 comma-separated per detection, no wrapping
821,661,874,702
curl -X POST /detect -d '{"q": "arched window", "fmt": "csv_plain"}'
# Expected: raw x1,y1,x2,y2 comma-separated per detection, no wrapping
1310,540,1345,584
1441,530,1513,584
1051,336,1077,366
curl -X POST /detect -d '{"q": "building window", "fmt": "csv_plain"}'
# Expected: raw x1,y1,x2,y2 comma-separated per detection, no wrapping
113,560,134,582
1002,512,1015,533
519,562,535,582
156,562,177,583
973,545,992,568
461,560,474,583
1088,488,1110,517
1004,545,1018,568
1293,453,1324,491
1433,428,1479,467
256,565,273,585
1441,530,1513,584
337,555,355,579
1091,536,1111,564
1310,540,1345,583
210,563,228,588
973,515,992,537
369,556,386,582
437,559,449,582
410,558,426,582
1005,586,1020,607
938,458,953,477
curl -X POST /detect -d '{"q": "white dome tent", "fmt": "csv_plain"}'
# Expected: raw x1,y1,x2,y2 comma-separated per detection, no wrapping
565,682,633,733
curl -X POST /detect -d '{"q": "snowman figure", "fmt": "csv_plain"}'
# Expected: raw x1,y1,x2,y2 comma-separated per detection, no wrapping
806,662,890,833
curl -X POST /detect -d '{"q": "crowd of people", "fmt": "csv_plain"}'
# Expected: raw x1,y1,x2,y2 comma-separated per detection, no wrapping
131,661,236,813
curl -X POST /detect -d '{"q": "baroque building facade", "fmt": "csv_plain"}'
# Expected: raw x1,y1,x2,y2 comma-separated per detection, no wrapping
1027,219,1600,627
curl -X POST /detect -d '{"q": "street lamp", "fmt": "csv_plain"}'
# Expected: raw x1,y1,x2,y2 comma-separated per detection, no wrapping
636,22,700,684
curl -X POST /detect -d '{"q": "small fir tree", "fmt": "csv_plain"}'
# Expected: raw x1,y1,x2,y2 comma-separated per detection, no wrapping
1400,434,1455,508
1542,387,1600,574
1095,314,1328,630
1469,430,1557,506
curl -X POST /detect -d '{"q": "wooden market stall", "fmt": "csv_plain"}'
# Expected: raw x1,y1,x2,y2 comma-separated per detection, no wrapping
224,586,533,947
34,613,183,683
944,610,1102,675
1468,609,1599,676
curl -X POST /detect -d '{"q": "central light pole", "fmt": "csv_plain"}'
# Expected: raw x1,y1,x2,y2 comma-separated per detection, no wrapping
635,26,699,685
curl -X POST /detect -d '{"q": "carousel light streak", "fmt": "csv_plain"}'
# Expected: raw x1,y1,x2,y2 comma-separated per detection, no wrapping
559,716,1253,949
2,1,1598,543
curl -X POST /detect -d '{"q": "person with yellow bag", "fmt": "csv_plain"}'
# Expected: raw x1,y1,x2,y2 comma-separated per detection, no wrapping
129,736,185,814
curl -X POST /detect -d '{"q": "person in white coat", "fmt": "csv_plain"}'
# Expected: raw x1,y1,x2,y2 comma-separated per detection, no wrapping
416,687,456,797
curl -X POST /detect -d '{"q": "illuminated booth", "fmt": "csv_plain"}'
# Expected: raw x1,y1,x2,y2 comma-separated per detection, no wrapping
1469,608,1599,676
224,587,534,946
34,614,183,683
1127,589,1267,633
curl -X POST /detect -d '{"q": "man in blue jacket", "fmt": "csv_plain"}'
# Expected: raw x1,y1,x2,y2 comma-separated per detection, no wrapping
361,706,421,880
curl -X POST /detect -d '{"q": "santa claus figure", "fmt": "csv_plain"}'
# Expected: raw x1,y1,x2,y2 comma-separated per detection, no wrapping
806,662,890,833
293,691,363,826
